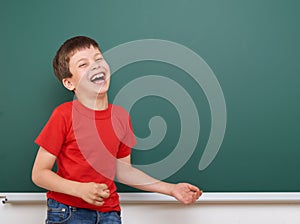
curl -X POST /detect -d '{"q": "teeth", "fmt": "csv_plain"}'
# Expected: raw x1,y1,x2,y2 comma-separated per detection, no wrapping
90,73,105,82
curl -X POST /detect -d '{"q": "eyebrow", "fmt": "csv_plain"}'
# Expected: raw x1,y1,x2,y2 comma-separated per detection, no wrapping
94,52,102,57
74,52,103,65
75,58,87,65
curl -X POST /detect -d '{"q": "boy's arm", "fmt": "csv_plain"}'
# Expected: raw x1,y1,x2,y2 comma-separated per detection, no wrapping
116,155,202,204
31,147,109,206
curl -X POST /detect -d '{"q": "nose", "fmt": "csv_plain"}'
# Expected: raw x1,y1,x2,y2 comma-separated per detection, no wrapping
90,61,101,71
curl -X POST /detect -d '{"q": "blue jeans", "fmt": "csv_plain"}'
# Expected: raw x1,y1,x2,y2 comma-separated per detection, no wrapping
46,198,122,224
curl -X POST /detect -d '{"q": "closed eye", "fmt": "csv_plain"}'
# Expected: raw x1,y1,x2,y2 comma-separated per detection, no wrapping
78,63,87,68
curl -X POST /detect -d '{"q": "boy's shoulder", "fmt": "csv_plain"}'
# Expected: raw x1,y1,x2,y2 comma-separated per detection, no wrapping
54,101,73,112
50,101,74,119
110,104,130,117
111,103,127,112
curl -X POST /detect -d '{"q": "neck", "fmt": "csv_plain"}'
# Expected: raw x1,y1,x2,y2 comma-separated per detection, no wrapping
75,93,108,110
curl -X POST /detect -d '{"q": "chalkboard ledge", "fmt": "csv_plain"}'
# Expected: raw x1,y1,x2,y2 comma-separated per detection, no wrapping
1,192,300,204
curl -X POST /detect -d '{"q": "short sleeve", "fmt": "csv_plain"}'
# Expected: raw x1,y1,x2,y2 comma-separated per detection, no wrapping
116,117,136,159
35,107,68,157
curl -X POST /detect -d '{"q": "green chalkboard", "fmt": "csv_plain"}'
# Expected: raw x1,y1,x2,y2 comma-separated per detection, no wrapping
0,0,299,193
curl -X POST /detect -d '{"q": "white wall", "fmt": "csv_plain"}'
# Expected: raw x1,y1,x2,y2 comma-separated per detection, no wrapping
122,203,300,224
1,193,300,224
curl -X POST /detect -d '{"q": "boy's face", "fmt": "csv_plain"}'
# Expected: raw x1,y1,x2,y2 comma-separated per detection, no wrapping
63,45,111,98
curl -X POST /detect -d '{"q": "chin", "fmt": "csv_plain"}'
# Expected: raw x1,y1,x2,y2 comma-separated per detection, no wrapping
97,87,109,96
94,81,110,93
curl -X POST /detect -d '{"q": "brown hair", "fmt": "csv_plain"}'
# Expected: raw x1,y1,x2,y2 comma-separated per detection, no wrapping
53,36,101,82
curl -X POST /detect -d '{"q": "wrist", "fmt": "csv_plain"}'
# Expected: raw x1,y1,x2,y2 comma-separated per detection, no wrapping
69,181,82,198
160,182,176,197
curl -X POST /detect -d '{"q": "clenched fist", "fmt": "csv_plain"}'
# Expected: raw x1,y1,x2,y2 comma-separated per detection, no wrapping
77,182,110,206
170,183,202,205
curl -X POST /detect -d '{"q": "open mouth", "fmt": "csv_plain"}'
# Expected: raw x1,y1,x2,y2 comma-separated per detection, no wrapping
90,72,106,84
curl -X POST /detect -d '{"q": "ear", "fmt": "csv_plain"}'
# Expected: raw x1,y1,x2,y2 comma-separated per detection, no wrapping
62,78,75,91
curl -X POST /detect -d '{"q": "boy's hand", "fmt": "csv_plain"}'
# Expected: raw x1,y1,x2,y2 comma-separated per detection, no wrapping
170,183,202,205
77,182,110,206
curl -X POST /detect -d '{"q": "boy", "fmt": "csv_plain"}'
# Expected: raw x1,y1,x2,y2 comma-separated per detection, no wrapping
32,36,202,224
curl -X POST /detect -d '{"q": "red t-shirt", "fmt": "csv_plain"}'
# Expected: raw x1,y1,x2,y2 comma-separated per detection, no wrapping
35,100,136,212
